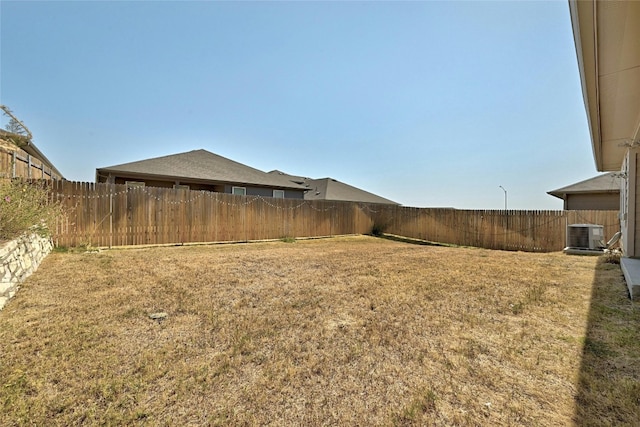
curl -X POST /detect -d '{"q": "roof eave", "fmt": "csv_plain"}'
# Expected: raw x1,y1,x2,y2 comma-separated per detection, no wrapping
570,0,606,171
0,131,64,178
95,168,306,191
547,191,565,200
23,140,64,178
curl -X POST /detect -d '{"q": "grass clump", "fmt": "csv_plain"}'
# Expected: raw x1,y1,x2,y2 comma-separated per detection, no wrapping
394,388,438,424
0,179,62,241
603,251,621,265
370,219,389,237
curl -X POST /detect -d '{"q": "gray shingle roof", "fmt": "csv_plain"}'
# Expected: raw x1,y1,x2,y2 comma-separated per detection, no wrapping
547,173,622,199
270,171,399,205
97,150,306,190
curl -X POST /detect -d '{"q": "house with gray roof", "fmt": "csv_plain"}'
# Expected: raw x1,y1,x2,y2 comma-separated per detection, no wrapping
96,149,307,199
269,170,399,205
547,173,621,210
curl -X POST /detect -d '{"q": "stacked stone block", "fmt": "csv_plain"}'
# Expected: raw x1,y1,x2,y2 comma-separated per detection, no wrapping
0,234,53,310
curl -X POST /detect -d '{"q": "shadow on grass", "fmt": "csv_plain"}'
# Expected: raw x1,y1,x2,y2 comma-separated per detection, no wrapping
574,257,640,425
371,233,457,248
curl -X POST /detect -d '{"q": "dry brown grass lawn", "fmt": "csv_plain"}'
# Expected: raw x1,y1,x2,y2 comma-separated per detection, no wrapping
1,236,639,426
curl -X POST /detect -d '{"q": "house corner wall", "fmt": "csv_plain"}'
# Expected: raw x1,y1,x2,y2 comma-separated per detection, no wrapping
621,148,639,257
633,148,640,258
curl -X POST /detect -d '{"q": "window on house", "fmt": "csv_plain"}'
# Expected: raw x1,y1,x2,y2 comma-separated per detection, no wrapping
273,189,285,199
125,181,145,189
173,184,190,190
232,186,246,196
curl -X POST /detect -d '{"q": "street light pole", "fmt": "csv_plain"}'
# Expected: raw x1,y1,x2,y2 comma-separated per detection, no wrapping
499,186,507,210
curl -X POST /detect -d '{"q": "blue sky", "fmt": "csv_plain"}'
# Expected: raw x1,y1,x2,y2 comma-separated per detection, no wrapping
0,1,595,209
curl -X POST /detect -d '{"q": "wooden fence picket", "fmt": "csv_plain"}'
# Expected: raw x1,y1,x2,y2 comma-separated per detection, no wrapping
47,181,620,252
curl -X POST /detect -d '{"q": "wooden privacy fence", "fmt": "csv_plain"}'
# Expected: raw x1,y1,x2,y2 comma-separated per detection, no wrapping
50,181,374,247
0,143,62,181
367,206,620,252
49,181,620,252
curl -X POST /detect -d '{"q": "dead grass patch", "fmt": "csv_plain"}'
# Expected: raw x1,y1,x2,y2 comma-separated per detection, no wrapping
1,236,638,425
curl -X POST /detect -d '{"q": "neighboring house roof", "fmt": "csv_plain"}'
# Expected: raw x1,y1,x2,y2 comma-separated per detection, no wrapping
97,150,306,190
547,173,622,200
0,129,64,178
269,170,399,205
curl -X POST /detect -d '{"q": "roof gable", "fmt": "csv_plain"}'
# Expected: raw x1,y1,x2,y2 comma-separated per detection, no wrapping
315,178,398,204
97,150,306,190
270,171,398,205
547,172,622,199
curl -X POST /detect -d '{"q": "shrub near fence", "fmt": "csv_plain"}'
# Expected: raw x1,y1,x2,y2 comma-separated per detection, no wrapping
49,180,620,252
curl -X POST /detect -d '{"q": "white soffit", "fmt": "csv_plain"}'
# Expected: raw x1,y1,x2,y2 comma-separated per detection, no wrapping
596,1,640,171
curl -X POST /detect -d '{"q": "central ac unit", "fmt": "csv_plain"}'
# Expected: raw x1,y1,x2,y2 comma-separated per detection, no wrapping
566,224,605,250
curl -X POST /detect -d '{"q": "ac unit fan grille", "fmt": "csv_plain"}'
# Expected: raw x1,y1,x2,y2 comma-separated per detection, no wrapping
567,224,604,250
568,227,590,248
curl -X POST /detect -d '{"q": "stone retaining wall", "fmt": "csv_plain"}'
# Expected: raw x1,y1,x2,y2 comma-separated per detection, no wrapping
0,233,53,310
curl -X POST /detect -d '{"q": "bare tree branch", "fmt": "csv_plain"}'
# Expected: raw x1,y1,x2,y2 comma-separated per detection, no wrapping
0,105,33,140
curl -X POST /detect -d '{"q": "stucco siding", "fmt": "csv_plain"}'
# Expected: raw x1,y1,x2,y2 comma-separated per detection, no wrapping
635,150,640,257
98,174,304,199
621,152,631,256
284,190,305,199
222,185,304,199
106,175,221,192
566,193,620,210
